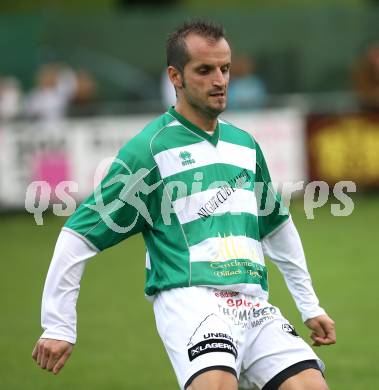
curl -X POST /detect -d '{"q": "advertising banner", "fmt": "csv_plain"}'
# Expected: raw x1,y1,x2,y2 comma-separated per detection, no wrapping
224,109,307,185
307,113,379,188
0,110,305,209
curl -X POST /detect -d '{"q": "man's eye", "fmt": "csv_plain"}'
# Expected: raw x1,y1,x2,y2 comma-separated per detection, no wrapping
198,68,209,75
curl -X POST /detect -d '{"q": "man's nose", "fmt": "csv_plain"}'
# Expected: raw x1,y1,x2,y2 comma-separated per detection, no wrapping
212,69,226,87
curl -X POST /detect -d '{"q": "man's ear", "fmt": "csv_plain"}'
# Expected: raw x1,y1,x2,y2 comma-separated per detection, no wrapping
167,66,184,90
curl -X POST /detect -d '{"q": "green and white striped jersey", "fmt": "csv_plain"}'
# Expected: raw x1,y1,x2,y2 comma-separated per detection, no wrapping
65,107,289,298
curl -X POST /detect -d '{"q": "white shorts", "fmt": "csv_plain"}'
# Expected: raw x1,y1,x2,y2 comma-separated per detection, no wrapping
153,286,324,389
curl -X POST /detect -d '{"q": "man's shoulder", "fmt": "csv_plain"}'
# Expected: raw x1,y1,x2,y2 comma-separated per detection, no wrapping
118,111,176,159
218,118,257,150
128,111,176,146
142,111,177,137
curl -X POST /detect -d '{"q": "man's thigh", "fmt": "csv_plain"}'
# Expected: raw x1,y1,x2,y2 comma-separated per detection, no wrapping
239,304,324,389
278,368,328,390
187,369,238,390
154,287,243,390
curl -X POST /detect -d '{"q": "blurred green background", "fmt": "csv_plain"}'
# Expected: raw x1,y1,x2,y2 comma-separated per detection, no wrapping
0,0,379,103
0,196,378,389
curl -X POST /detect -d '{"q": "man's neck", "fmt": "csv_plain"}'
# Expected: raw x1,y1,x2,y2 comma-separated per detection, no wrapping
174,102,218,133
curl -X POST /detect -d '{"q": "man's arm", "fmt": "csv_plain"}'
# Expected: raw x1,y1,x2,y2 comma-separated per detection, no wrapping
32,229,97,373
32,136,158,374
261,217,336,346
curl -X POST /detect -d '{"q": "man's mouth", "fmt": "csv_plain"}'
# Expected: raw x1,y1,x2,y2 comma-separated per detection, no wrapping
209,91,225,97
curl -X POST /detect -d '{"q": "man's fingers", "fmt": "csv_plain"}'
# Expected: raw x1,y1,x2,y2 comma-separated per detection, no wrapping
305,314,336,346
52,349,71,375
316,319,336,345
311,333,325,346
33,339,74,374
32,344,38,361
313,337,335,345
324,322,336,344
311,330,336,345
312,323,326,338
40,347,50,369
321,332,336,345
46,351,62,372
37,342,44,366
311,332,323,346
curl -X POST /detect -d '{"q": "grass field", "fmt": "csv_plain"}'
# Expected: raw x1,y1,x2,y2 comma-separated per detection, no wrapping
0,195,378,389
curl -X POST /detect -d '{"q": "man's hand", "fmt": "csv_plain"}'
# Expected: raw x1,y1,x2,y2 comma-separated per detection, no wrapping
305,314,336,346
32,338,74,374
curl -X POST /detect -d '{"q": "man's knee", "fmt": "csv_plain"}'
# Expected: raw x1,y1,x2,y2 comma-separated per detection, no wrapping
278,368,329,390
186,368,238,390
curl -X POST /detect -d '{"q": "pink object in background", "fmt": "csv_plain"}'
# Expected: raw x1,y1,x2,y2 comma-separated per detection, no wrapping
32,151,70,200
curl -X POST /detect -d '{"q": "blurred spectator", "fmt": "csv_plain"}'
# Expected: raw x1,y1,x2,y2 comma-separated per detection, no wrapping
24,63,76,120
68,69,98,117
0,76,22,120
352,43,379,112
227,55,268,110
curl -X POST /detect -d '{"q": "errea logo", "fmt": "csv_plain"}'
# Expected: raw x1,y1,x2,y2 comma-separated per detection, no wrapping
179,150,196,166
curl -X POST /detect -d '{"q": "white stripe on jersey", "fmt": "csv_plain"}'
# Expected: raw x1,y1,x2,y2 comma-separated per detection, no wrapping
153,140,256,180
172,188,258,225
146,251,151,270
217,141,256,173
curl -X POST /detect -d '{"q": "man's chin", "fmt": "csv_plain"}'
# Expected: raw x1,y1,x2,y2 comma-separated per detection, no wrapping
207,102,226,117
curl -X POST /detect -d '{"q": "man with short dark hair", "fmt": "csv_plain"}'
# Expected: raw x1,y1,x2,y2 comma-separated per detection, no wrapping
32,20,335,389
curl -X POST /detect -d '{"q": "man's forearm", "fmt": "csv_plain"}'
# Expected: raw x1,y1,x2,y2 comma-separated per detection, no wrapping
262,217,326,322
41,229,98,343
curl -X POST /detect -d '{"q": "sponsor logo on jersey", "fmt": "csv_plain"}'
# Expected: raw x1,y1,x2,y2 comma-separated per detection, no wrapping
282,323,299,337
218,305,253,328
197,168,251,220
203,333,234,342
179,151,196,166
217,304,278,329
252,306,277,318
225,298,260,309
210,235,261,264
251,316,274,328
214,291,239,298
187,338,237,362
197,184,235,219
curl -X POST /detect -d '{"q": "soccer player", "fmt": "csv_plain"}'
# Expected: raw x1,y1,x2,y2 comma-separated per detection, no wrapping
32,20,336,390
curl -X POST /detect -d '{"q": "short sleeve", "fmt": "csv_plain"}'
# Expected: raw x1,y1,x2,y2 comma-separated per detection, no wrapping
65,141,158,251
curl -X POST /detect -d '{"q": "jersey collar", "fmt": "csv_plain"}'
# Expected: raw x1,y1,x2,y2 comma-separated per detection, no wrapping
168,106,220,146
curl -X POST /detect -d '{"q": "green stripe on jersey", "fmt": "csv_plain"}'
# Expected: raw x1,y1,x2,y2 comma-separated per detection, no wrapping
219,121,255,149
168,107,220,146
182,212,260,247
150,125,205,155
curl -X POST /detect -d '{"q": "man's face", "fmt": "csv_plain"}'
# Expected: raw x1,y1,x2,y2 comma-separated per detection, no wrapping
175,34,231,118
